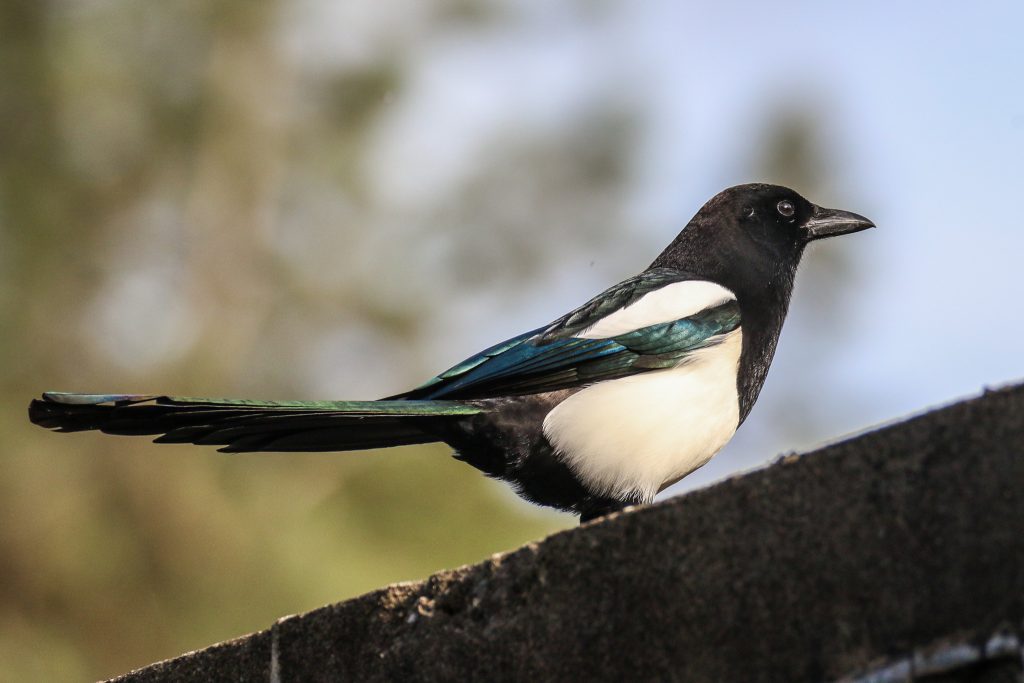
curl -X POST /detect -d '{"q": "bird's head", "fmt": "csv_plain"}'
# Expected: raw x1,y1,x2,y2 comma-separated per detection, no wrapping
651,183,874,292
730,183,874,247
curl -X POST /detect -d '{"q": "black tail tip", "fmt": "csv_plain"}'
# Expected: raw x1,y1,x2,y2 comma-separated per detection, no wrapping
28,396,61,429
28,393,115,432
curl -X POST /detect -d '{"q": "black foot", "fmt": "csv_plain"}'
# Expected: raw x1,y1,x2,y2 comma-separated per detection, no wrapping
579,501,629,524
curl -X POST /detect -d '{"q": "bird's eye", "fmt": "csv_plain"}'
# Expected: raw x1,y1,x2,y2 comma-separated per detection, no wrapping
743,206,755,218
777,200,795,217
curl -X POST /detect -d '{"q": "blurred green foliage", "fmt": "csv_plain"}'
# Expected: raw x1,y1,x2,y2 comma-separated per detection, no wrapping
0,1,843,680
0,1,635,679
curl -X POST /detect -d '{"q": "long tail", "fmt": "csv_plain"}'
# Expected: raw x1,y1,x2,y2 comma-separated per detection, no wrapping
29,392,482,453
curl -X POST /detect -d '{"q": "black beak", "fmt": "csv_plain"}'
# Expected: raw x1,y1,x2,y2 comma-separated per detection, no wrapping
804,205,875,241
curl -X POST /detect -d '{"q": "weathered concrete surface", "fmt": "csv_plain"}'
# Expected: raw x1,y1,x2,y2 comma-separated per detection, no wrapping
114,631,272,683
112,383,1024,683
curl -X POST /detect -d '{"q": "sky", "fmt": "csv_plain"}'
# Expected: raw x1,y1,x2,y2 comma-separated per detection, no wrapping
628,1,1024,492
296,0,1024,494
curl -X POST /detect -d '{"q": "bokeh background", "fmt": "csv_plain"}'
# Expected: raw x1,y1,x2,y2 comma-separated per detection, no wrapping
3,1,1023,679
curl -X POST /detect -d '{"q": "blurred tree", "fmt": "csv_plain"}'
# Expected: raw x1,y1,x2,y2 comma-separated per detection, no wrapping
0,1,637,680
4,3,868,681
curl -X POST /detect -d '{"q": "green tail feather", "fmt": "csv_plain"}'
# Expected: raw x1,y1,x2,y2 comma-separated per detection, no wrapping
29,392,482,453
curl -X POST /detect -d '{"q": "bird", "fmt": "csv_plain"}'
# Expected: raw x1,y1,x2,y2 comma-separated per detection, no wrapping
29,183,873,522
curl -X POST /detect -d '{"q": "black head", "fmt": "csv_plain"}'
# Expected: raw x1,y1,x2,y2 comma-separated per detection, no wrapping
650,183,874,424
650,183,874,296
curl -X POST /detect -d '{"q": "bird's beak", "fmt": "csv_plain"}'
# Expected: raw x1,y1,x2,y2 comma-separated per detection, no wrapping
804,206,875,241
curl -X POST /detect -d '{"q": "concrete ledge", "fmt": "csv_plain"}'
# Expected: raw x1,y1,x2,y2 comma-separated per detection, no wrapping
114,631,272,683
112,383,1024,682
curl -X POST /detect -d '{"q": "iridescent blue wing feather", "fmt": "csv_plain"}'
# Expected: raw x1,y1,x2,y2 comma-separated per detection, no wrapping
395,269,741,400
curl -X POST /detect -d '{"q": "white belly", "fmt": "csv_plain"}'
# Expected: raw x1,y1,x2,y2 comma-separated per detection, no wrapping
542,329,742,502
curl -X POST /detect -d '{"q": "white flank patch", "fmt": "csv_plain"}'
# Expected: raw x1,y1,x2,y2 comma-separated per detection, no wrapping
542,328,742,502
578,280,735,339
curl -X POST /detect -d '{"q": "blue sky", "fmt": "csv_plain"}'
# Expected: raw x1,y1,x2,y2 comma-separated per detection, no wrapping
342,0,1024,494
619,1,1024,490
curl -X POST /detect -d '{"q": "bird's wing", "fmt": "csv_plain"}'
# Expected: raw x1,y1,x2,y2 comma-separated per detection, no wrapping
394,268,741,400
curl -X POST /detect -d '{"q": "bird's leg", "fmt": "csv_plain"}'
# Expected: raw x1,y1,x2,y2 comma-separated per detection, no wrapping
578,500,629,524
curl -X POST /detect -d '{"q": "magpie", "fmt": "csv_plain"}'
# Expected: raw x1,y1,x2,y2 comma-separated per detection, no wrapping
29,184,873,522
